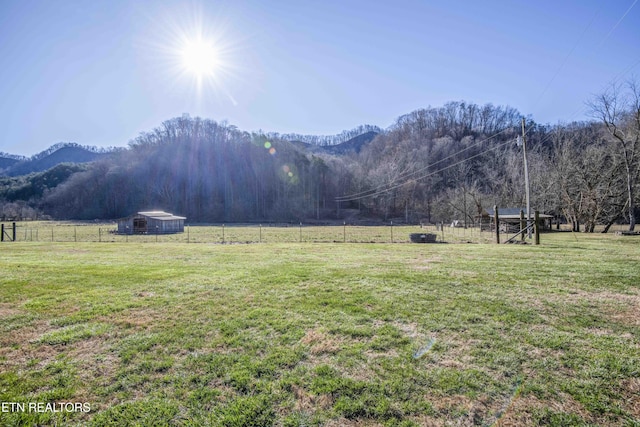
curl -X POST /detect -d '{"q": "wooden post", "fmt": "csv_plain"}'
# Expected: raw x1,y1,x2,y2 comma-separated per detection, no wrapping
494,205,500,244
222,224,225,243
390,221,393,243
520,210,525,242
534,211,540,245
259,224,262,243
1,224,4,242
343,222,346,243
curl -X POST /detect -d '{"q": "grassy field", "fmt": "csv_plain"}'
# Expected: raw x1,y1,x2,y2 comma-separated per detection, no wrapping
0,229,639,426
7,222,498,244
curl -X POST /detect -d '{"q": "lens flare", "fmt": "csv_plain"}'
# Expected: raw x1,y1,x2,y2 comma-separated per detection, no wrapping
413,337,436,359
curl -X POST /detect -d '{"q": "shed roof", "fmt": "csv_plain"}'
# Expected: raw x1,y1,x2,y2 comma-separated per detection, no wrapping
484,208,553,219
136,211,186,221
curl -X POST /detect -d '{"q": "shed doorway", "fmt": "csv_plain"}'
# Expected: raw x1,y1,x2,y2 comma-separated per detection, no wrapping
133,217,147,234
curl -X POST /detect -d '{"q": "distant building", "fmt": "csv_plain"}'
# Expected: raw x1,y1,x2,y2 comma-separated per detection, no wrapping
117,211,186,235
479,207,553,232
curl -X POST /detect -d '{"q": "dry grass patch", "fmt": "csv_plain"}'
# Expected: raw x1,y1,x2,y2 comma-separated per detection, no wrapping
411,255,443,271
0,320,60,369
291,384,333,412
324,418,384,427
108,307,165,330
494,393,597,427
300,328,342,355
0,303,22,318
621,377,640,418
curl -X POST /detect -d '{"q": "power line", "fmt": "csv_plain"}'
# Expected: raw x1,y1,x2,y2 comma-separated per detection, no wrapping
530,1,636,123
597,0,638,49
336,136,516,202
337,3,639,205
335,127,515,202
531,6,602,113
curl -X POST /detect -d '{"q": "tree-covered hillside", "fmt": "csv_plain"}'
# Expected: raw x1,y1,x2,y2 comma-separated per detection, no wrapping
2,88,639,231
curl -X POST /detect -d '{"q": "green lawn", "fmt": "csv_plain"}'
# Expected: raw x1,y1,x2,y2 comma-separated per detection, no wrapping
0,230,639,426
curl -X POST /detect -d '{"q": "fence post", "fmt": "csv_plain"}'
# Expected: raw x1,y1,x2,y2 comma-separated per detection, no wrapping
534,211,540,245
299,222,302,243
222,224,225,243
259,224,262,243
494,205,500,244
1,224,4,242
343,222,346,243
520,210,525,242
390,221,393,243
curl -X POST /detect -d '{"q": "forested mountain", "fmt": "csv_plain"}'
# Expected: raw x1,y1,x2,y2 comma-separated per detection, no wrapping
2,89,639,231
0,153,24,171
1,143,110,176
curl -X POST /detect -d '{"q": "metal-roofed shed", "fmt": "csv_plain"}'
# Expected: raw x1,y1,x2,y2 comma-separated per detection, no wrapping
117,211,186,235
479,208,553,232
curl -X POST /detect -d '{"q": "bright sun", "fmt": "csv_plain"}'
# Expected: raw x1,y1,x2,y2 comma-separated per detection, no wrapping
181,39,219,78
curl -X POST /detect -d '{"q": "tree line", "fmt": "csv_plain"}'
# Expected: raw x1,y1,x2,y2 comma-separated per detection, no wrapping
1,82,638,231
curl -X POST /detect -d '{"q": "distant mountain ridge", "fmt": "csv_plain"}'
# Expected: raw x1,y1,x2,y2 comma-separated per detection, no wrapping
0,143,110,176
1,130,379,177
0,155,22,171
289,131,379,155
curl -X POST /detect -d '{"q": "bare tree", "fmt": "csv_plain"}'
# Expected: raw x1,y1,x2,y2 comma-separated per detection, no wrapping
588,80,640,231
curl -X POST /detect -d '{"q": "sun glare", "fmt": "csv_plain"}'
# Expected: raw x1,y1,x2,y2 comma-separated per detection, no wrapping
142,5,245,103
181,39,219,78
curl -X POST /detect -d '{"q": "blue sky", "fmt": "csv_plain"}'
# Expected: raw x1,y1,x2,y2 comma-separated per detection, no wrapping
1,0,638,155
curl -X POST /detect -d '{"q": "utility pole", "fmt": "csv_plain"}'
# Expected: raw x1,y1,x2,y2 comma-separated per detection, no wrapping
517,118,532,238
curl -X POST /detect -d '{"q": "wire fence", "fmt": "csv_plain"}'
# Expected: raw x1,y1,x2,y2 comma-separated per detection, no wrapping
1,222,503,244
